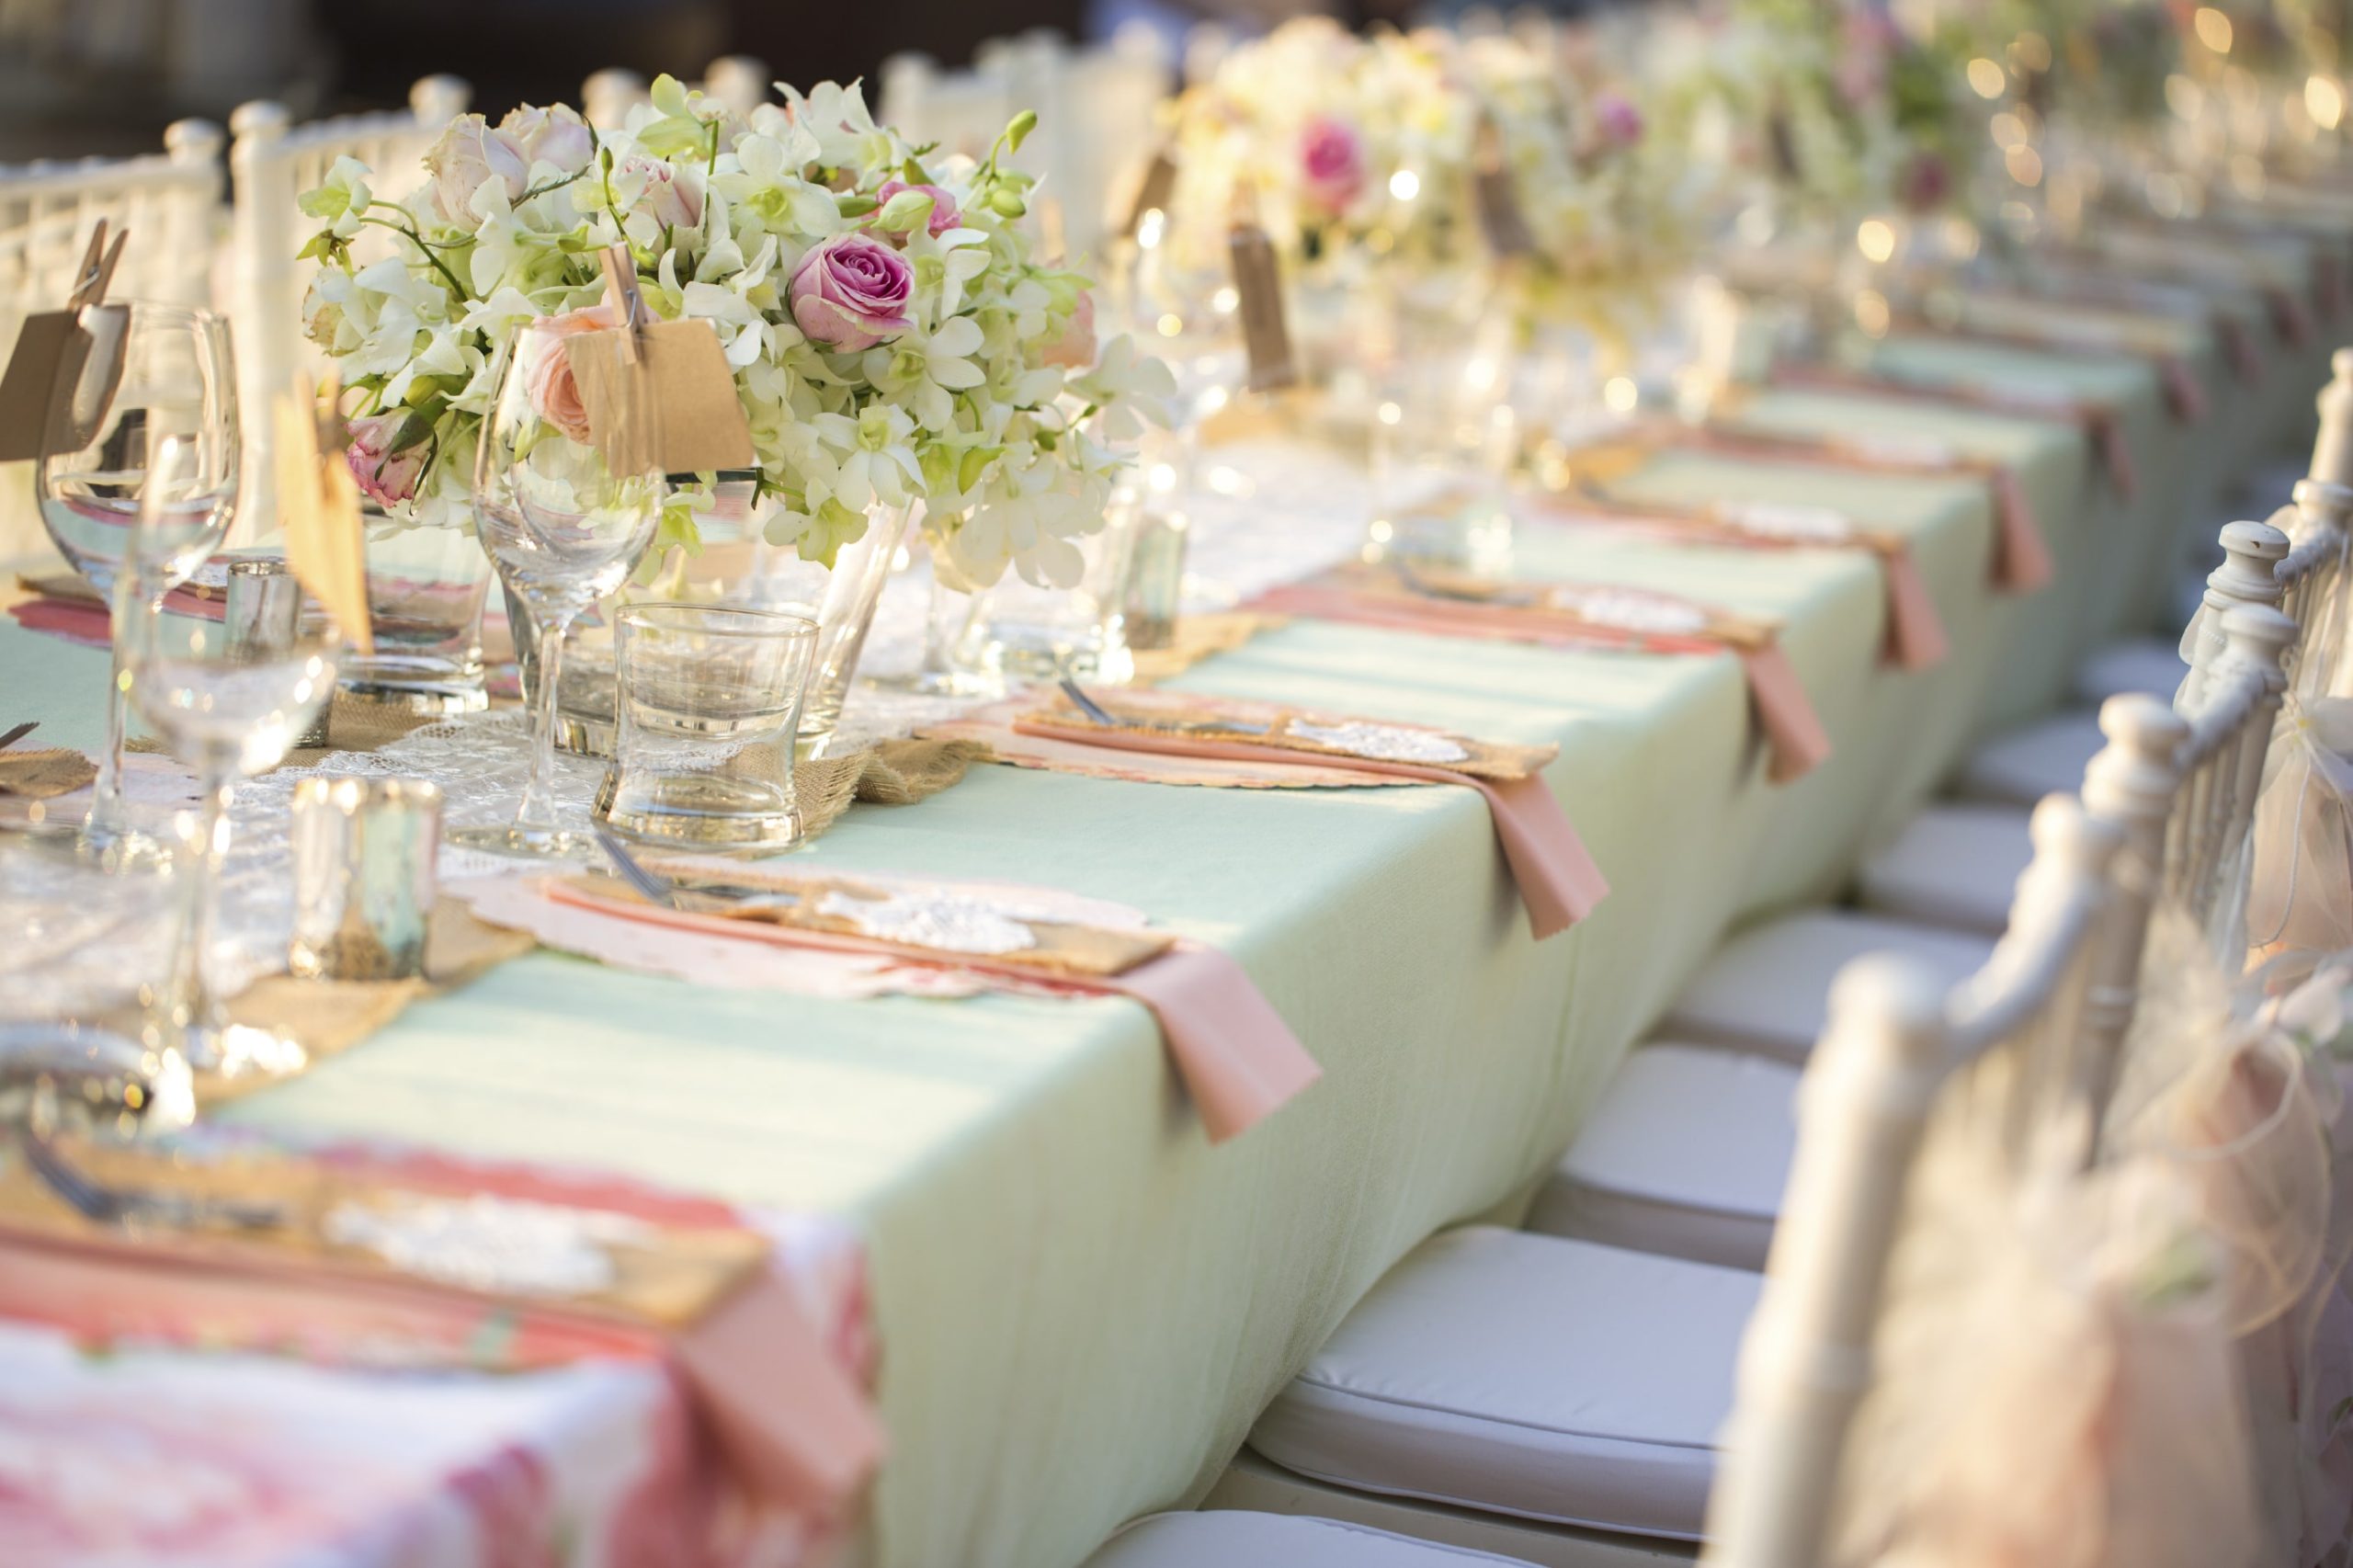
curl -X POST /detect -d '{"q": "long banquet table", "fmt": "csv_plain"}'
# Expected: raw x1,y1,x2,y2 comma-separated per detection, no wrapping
0,315,2322,1568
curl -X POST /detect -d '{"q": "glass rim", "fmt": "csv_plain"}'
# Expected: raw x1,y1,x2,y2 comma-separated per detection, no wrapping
618,602,820,641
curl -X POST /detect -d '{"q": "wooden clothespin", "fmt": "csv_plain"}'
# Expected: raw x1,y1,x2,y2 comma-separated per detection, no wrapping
565,244,755,477
1225,179,1297,394
600,243,650,366
276,372,374,654
69,220,128,312
0,218,131,462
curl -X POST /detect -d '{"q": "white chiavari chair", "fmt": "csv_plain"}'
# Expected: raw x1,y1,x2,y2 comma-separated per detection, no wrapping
582,69,652,131
0,118,224,562
1080,1511,1540,1566
1197,728,2170,1566
880,50,1020,172
1699,862,2147,1568
225,74,468,540
1047,25,1173,265
1522,607,2294,1276
699,55,771,119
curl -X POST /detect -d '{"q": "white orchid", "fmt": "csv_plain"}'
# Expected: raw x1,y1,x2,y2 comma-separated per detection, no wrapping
299,72,1169,585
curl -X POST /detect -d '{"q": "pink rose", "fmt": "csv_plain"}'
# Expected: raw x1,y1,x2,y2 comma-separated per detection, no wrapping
1836,10,1897,108
344,412,427,507
1899,150,1952,212
423,114,529,223
875,178,962,238
522,305,616,443
789,234,915,351
1594,93,1645,150
500,104,595,176
619,153,703,230
1299,116,1366,214
1040,290,1097,369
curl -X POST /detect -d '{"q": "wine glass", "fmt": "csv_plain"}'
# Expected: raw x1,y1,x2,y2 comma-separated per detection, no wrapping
36,302,239,869
119,440,340,1081
449,318,662,858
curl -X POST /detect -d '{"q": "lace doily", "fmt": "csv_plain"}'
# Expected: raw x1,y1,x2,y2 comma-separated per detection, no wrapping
815,889,1040,955
1718,500,1856,544
1546,585,1713,637
323,1194,655,1297
1288,720,1469,765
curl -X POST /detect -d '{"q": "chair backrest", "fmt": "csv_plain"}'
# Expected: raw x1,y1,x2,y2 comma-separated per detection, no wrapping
0,119,224,562
582,69,652,131
1705,608,2298,1567
226,74,469,540
1013,27,1171,266
880,51,1020,172
699,56,772,118
1703,781,2142,1568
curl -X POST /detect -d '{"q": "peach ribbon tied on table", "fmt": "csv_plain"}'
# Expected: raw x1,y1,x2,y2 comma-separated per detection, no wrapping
1246,563,1831,785
1007,691,1607,940
0,1135,885,1534
1767,361,2141,501
1526,491,1950,673
532,870,1323,1145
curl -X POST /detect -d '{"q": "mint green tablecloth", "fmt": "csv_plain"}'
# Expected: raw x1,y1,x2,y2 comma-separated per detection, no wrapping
0,337,2252,1568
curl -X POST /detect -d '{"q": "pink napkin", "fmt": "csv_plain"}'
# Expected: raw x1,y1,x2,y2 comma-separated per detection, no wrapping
1009,718,1608,939
0,1161,885,1526
2161,356,2211,421
1245,579,1832,785
1879,543,1950,671
2221,314,2267,384
7,597,109,645
539,881,1322,1144
2269,284,2315,347
1988,467,2053,595
1738,643,1834,785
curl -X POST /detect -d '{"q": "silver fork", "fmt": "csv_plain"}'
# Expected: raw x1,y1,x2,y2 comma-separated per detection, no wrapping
1054,677,1272,737
592,825,802,915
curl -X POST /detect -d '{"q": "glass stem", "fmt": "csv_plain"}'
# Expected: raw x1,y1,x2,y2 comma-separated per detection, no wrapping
87,579,153,842
922,564,975,677
161,767,233,1061
517,610,574,832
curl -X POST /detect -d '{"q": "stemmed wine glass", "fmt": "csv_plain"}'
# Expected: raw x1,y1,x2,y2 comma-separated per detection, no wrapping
450,317,663,858
119,439,341,1081
36,302,239,869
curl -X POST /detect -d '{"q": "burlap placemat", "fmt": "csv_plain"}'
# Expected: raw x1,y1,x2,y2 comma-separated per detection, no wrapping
202,896,537,1104
793,736,983,839
0,747,97,799
1131,611,1283,684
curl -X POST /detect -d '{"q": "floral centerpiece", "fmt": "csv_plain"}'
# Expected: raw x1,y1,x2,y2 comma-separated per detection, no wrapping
1452,29,1703,345
300,74,1172,594
1161,18,1480,286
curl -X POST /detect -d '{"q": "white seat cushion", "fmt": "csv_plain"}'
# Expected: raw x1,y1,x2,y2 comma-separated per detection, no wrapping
1526,1044,1798,1271
1657,909,1995,1062
1854,802,2035,935
1954,708,2106,806
2075,637,2189,704
1087,1512,1535,1566
1249,1227,1759,1542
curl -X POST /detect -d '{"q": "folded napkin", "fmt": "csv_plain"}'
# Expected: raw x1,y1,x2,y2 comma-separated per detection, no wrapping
1767,362,2140,500
1249,564,1831,784
1529,493,1950,672
0,745,97,799
0,1136,883,1525
8,572,222,646
541,875,1321,1143
1666,420,2055,597
1008,690,1607,939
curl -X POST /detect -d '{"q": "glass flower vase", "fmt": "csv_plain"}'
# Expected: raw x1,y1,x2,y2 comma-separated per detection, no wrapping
342,512,494,713
733,494,908,757
971,495,1142,687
